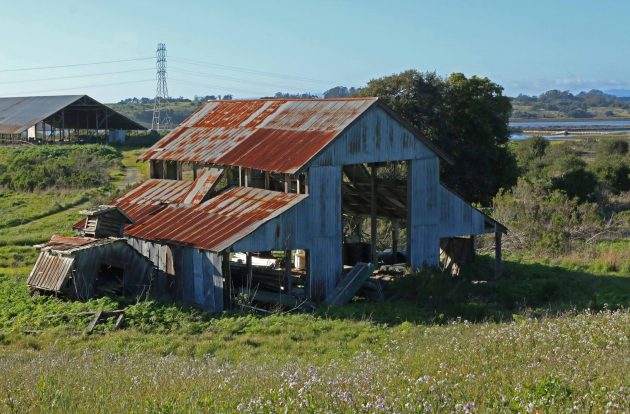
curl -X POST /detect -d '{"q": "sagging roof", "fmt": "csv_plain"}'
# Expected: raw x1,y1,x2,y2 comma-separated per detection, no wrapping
124,186,307,252
74,170,226,231
0,95,145,134
27,236,122,292
140,97,449,174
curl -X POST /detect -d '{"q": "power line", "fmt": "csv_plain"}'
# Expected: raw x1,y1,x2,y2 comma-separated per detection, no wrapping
0,57,154,73
169,78,266,96
0,79,155,97
170,56,331,85
169,66,320,91
0,68,154,85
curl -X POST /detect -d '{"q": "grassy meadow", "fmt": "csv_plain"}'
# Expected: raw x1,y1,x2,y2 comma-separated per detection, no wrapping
0,144,628,413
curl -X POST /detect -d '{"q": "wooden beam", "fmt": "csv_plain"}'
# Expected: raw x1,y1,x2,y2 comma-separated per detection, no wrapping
494,231,503,280
222,252,232,309
284,173,291,193
284,250,292,296
370,164,378,265
264,171,270,190
246,253,253,292
392,220,399,256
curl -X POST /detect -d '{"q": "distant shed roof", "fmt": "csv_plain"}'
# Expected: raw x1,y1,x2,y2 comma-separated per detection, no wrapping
139,98,449,174
0,95,145,134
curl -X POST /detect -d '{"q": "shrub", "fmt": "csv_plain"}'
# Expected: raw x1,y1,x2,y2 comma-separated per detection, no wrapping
492,179,602,254
590,155,630,194
597,139,629,157
0,145,119,191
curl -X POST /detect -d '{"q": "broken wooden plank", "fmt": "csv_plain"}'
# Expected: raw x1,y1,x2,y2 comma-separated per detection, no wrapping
326,262,374,306
114,313,125,330
236,287,314,311
85,309,103,333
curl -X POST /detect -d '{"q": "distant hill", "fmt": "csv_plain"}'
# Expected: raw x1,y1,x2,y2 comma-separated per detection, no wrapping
511,89,630,120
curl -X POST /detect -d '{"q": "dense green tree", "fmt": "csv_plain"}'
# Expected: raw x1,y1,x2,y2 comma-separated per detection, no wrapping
357,70,517,204
513,136,549,175
597,139,629,157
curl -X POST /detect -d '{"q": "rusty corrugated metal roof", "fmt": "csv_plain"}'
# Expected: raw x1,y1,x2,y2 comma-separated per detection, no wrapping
139,98,379,173
73,174,225,230
125,186,307,252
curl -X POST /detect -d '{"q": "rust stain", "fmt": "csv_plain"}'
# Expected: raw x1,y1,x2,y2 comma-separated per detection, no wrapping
125,186,307,252
139,98,378,173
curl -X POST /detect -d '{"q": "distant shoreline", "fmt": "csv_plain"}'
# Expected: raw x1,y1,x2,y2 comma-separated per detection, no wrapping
510,117,630,123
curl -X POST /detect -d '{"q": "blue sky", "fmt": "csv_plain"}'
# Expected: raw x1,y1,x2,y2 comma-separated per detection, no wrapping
0,0,628,102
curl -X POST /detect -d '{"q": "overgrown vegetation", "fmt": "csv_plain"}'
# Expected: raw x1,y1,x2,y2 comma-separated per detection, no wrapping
0,145,119,191
493,137,630,255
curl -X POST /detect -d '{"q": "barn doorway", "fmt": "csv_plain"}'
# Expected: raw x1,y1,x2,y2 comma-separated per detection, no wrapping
94,263,125,296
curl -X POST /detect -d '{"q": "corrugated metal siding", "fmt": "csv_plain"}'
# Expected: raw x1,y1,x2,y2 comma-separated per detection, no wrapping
438,185,495,237
126,238,223,312
309,105,436,169
70,240,155,299
27,252,74,291
232,166,343,300
139,98,378,173
407,158,441,268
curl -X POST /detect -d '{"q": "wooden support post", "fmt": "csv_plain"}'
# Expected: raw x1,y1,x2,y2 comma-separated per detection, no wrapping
244,168,251,187
296,176,301,194
162,160,167,179
370,164,378,265
392,220,399,257
246,253,253,292
303,173,309,194
192,163,198,180
222,252,232,309
284,250,292,296
494,231,503,280
176,162,183,180
284,173,291,193
264,171,270,190
238,167,242,186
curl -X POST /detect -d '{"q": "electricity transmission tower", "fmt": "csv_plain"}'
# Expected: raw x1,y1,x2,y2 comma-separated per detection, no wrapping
151,43,171,131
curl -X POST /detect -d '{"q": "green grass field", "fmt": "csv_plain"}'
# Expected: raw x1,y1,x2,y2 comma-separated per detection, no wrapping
0,145,628,413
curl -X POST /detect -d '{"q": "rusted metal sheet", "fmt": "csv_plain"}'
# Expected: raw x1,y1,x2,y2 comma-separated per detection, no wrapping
116,179,192,206
182,167,225,205
125,186,307,252
74,175,224,230
27,252,75,291
139,98,378,173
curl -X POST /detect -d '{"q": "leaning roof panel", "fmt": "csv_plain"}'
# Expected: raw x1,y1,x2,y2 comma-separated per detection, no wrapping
139,98,378,173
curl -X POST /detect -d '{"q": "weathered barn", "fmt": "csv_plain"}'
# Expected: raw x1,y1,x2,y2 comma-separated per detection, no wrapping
27,235,154,299
30,97,505,312
0,95,145,144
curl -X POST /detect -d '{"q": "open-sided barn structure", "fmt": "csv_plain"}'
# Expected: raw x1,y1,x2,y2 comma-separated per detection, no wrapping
0,95,145,144
29,97,505,311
